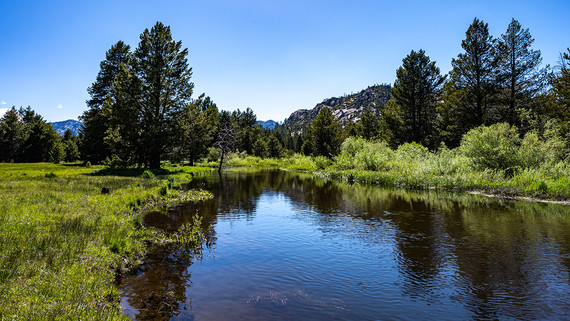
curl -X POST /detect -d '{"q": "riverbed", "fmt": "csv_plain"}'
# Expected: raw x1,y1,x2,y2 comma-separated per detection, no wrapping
120,168,570,320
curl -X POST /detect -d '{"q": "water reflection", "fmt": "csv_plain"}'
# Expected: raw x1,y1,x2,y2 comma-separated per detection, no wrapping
121,168,570,320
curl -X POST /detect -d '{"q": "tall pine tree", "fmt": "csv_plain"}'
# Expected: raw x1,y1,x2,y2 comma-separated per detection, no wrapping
309,107,342,157
80,41,131,163
496,18,547,125
135,22,193,169
446,18,499,130
105,22,194,169
390,49,445,147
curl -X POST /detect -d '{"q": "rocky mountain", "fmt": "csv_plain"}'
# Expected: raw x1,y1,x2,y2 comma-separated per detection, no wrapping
50,119,82,136
283,84,391,133
257,120,279,129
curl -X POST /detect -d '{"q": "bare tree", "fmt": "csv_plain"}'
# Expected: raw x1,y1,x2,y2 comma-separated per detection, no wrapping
213,124,235,172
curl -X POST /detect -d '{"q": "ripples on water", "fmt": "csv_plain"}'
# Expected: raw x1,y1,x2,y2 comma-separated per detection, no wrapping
121,169,570,320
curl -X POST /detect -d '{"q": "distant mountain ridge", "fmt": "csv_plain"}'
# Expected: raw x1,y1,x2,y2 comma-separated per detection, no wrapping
50,119,82,136
283,84,391,133
257,120,279,129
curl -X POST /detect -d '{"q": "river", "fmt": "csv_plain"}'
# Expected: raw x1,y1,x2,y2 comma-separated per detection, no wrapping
120,168,570,320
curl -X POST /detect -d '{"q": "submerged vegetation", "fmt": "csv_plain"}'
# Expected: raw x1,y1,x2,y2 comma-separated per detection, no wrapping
0,163,212,320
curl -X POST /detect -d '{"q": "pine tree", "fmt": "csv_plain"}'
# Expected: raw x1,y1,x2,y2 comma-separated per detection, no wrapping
104,63,143,166
496,19,547,125
80,41,131,163
447,18,499,130
550,49,570,136
360,109,381,140
179,94,220,165
309,107,342,157
133,22,194,169
0,107,25,162
391,49,445,147
63,129,80,162
104,22,194,169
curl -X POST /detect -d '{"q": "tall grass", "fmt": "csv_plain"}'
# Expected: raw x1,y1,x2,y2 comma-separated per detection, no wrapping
280,123,570,200
0,163,212,320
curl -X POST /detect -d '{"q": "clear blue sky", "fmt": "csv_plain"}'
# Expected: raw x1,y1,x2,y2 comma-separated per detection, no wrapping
1,0,569,122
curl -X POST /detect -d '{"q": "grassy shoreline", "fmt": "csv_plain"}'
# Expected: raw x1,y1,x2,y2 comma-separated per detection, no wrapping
0,163,213,320
223,151,570,203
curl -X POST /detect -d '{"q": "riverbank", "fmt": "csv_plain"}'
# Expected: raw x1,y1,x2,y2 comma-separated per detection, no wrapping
224,150,570,203
0,163,213,320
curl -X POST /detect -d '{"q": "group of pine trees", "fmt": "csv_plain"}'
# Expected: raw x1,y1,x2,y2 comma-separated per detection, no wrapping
290,18,570,158
1,18,569,167
382,18,568,151
0,107,79,163
78,22,284,169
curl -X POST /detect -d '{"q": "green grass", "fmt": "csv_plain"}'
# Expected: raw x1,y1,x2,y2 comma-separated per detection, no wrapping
0,163,213,320
311,137,570,201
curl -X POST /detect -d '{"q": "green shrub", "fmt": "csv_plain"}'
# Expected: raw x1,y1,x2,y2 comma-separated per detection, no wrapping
336,137,393,171
314,156,331,170
141,170,155,178
206,147,221,162
459,123,521,171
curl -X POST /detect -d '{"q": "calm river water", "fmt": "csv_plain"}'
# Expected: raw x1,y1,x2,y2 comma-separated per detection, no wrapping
120,168,570,320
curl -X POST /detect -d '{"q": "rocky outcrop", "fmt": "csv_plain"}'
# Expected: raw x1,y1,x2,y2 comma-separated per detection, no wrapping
283,84,391,132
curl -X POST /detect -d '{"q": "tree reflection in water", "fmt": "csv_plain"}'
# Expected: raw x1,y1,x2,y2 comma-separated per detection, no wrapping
121,168,570,320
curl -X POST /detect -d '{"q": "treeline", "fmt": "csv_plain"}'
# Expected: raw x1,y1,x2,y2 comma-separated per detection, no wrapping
0,107,79,163
285,18,570,160
1,18,569,169
0,22,283,168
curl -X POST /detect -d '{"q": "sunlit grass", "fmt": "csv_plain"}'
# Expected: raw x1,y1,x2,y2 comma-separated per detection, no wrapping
269,135,570,201
0,163,213,320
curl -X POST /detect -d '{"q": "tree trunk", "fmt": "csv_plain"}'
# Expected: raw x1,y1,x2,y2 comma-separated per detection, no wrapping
218,150,224,172
150,150,161,169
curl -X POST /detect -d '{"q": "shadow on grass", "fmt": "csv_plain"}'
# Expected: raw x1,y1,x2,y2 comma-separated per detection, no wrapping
90,167,185,177
61,163,88,167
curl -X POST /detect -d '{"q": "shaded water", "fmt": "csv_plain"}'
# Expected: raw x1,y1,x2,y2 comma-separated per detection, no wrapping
121,169,570,320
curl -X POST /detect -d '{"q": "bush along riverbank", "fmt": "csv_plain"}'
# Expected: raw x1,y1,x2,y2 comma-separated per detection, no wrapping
0,163,213,320
223,123,570,202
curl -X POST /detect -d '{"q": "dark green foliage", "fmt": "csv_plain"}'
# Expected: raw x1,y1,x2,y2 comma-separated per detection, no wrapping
308,107,342,157
390,49,445,147
104,63,143,166
550,49,570,137
267,135,282,158
104,22,194,169
0,107,62,163
232,108,258,154
80,41,131,164
380,100,404,147
359,109,381,140
252,137,269,158
134,22,194,169
179,94,220,165
63,129,80,162
446,18,499,132
496,19,547,125
342,122,362,139
0,107,25,162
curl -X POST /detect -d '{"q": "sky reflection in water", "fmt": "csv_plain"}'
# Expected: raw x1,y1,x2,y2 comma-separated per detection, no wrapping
121,169,570,320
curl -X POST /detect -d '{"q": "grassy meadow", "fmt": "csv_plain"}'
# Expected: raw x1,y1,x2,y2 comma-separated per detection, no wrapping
0,163,212,320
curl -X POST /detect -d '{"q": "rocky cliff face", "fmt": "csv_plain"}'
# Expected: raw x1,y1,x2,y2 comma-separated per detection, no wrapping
283,84,391,132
